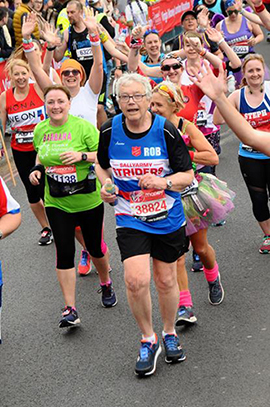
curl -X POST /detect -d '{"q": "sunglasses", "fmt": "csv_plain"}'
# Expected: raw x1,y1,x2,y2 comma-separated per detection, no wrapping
62,69,80,77
161,63,182,72
227,9,239,15
144,28,159,38
159,85,175,101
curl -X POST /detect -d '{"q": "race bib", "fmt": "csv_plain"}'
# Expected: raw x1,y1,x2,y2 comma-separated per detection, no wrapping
15,131,34,144
181,178,199,198
130,189,168,223
232,45,249,55
46,165,78,183
242,144,259,153
76,47,93,60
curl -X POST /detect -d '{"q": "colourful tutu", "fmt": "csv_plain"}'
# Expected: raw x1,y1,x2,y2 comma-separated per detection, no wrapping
182,173,236,236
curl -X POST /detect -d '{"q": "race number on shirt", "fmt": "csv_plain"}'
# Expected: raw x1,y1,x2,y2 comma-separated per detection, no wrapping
46,165,78,183
15,131,34,144
76,48,93,60
130,189,168,223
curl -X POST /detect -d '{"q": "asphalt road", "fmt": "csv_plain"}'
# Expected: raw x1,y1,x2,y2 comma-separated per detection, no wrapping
1,38,270,407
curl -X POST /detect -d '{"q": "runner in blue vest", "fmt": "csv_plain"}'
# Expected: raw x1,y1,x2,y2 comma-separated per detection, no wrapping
95,73,194,377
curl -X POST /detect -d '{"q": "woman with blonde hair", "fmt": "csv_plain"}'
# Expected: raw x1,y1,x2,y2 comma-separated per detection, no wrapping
151,81,235,324
214,53,270,254
0,58,51,245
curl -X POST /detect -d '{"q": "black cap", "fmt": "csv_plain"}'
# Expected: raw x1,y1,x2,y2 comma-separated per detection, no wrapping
181,10,197,23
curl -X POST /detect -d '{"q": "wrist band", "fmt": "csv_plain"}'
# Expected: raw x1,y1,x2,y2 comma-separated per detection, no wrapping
189,151,194,161
255,3,265,12
47,45,56,51
217,38,225,46
239,8,244,14
30,164,45,175
199,49,207,57
99,32,109,44
22,37,33,44
130,37,143,49
90,40,101,47
89,34,100,42
23,42,35,53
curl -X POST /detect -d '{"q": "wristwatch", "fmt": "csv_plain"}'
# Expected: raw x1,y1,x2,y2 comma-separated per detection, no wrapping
81,153,87,161
0,230,3,240
166,179,173,190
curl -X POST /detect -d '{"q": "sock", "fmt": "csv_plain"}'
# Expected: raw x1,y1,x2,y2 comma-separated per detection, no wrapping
142,333,156,343
203,261,219,283
179,290,193,307
162,330,176,338
100,279,111,286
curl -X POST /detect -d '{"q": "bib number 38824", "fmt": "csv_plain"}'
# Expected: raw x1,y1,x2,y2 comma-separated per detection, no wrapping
130,189,168,223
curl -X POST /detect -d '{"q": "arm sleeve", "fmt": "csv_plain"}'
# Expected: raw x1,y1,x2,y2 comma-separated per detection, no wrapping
97,119,113,169
164,120,193,173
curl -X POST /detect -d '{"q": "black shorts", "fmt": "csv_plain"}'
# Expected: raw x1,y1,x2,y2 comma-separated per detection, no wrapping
116,226,189,263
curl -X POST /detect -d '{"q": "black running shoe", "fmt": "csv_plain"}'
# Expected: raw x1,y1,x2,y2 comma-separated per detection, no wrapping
39,227,53,245
208,273,224,305
191,251,203,272
99,282,117,308
135,334,161,376
59,306,80,328
175,306,197,327
163,333,186,364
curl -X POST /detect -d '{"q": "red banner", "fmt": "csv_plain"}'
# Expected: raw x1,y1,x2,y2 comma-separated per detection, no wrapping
148,0,193,37
0,62,10,94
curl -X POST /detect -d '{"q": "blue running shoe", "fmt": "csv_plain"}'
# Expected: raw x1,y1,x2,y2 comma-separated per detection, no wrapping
99,282,117,308
191,251,203,272
163,334,186,364
135,334,161,376
175,306,197,327
208,273,224,305
59,306,80,328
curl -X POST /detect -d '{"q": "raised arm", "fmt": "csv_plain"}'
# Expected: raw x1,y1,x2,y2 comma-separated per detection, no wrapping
248,20,264,47
82,10,103,94
191,63,270,156
206,27,241,69
188,37,222,69
22,13,54,92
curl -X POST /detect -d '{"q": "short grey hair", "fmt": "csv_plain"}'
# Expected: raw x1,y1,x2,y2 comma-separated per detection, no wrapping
116,73,152,102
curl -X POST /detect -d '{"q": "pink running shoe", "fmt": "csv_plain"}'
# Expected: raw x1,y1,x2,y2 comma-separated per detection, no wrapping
259,236,270,254
78,250,92,275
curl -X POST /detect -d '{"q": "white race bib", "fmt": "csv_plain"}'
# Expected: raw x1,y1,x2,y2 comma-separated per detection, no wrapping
76,47,93,60
46,165,78,183
130,189,168,223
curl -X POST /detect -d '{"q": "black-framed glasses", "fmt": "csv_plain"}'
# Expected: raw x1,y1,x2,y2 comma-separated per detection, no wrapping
161,63,182,72
62,69,80,77
119,94,146,102
227,9,239,15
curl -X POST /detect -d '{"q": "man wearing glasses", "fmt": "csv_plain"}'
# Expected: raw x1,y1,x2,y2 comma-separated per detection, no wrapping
95,73,193,377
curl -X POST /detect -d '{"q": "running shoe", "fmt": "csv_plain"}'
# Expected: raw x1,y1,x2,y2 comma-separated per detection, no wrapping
99,282,117,308
78,250,92,275
175,306,197,327
208,273,224,305
38,227,53,245
59,306,80,328
259,236,270,254
211,220,226,227
135,334,161,376
191,250,203,272
163,333,186,364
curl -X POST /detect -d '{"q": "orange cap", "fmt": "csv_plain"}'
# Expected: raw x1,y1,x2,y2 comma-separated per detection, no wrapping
60,59,86,86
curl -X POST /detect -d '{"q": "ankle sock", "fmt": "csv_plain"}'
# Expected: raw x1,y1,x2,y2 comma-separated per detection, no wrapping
100,279,111,286
142,333,156,343
203,261,219,283
162,330,176,338
179,290,193,307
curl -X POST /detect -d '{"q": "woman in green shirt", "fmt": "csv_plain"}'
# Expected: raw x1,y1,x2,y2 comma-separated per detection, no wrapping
30,84,117,328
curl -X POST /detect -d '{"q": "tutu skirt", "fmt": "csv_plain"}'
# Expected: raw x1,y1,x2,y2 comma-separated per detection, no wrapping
182,173,236,236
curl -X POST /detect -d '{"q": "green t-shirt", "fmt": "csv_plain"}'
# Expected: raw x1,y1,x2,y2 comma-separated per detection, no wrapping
34,115,102,213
